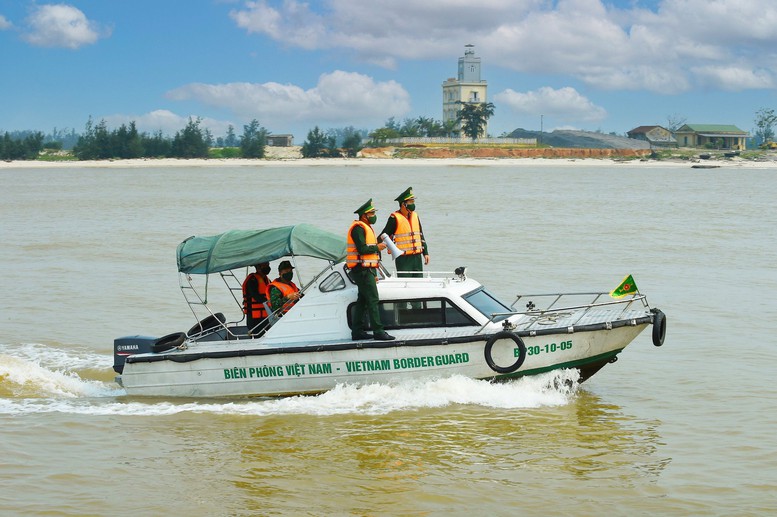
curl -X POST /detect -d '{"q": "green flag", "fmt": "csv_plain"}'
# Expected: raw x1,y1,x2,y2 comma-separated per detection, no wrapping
610,274,639,298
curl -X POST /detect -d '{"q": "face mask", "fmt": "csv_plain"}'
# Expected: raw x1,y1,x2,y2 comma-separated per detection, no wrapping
260,266,271,275
282,271,294,282
405,203,415,212
368,214,377,224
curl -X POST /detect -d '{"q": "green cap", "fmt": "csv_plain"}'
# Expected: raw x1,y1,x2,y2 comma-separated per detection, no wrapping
395,186,415,203
355,198,377,215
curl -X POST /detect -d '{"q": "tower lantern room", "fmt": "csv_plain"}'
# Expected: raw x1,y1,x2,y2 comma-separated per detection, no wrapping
443,44,489,136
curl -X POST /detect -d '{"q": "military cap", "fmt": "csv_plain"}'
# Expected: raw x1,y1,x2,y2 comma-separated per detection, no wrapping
354,198,377,215
394,187,415,203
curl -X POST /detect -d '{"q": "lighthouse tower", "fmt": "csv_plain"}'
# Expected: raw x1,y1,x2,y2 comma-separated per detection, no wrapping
442,44,488,136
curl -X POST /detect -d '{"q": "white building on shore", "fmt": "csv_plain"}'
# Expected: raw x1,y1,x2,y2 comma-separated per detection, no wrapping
442,45,489,136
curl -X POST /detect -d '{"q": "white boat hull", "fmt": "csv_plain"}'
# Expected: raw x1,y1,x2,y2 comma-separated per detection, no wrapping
119,324,647,398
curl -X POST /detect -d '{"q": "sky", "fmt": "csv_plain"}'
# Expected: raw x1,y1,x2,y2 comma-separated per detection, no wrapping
1,0,776,141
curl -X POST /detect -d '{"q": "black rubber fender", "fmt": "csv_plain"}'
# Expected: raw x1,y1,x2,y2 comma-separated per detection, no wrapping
484,331,527,374
187,312,226,336
652,309,667,347
151,331,186,353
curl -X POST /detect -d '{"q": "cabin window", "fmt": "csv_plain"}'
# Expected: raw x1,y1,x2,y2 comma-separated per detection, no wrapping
319,271,346,292
462,288,511,322
348,298,475,330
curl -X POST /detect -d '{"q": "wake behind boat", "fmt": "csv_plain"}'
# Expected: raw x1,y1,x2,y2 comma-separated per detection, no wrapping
113,224,667,398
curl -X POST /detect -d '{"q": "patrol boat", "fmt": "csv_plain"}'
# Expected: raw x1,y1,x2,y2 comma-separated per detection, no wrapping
113,224,667,398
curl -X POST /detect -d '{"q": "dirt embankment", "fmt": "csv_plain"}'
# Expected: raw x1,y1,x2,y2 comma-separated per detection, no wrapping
359,147,651,159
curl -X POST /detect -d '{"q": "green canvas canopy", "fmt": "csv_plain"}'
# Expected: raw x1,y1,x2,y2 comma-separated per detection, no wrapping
176,224,346,274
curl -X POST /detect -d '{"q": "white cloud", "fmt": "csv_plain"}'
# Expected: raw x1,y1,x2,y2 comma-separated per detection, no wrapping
494,87,607,122
230,0,543,62
166,71,411,129
230,0,326,50
22,4,109,49
646,0,777,47
690,66,775,91
102,110,233,137
578,65,692,94
228,0,777,93
0,15,12,30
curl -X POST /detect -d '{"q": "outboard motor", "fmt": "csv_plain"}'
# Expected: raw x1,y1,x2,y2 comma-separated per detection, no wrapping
113,335,157,374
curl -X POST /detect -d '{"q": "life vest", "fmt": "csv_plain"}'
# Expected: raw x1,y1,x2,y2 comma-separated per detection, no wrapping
391,211,423,255
242,272,270,319
346,221,380,269
268,279,300,313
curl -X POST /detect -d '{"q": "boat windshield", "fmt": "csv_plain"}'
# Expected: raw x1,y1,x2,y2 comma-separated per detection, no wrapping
462,288,512,322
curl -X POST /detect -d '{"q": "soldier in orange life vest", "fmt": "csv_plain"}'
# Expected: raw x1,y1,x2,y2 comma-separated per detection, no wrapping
347,199,394,341
242,262,271,334
268,260,301,315
381,186,429,278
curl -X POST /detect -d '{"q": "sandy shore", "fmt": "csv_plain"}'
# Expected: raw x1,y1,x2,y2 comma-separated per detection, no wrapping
3,151,777,170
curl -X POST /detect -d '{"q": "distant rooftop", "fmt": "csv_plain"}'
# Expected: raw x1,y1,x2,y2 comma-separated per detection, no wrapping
677,124,746,133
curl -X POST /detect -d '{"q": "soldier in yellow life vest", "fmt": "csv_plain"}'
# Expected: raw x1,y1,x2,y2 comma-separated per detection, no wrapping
381,186,429,278
268,260,301,315
347,199,394,341
242,262,271,334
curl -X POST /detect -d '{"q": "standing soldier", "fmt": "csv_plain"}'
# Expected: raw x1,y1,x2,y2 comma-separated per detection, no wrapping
381,187,429,277
347,199,394,341
242,262,271,334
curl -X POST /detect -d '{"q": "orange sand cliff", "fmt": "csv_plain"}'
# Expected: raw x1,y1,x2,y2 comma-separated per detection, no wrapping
359,147,651,159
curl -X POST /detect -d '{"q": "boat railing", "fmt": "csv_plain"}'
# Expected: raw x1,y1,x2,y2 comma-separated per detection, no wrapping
476,291,649,333
386,266,469,278
384,268,472,287
510,291,647,312
179,271,246,340
301,261,341,290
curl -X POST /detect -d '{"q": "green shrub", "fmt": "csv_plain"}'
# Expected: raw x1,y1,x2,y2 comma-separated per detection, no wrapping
209,147,241,158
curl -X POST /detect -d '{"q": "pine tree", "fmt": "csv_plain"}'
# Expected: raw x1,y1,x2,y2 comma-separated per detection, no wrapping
240,119,267,158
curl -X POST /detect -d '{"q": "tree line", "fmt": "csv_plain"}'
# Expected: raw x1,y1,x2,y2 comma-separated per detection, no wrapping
1,117,267,161
9,102,777,161
1,131,45,160
1,127,79,160
299,103,496,158
72,117,268,160
3,101,494,161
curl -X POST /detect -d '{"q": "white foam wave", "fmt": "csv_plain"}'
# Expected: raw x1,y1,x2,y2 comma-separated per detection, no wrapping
0,342,117,399
0,354,116,398
0,342,579,416
0,370,579,417
2,342,112,370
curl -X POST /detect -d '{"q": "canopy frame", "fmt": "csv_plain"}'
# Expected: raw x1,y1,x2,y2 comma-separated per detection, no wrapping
175,224,346,339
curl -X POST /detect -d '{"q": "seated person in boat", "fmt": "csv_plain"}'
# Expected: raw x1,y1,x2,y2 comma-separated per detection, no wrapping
268,260,301,315
242,262,271,334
